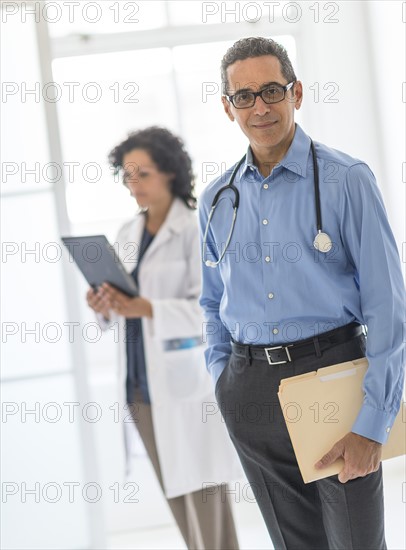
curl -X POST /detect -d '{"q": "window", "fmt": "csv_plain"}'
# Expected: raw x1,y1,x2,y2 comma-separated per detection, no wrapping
51,26,298,231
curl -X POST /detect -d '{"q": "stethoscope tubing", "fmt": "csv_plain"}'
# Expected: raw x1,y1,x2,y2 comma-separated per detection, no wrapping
202,138,331,267
202,156,244,267
311,140,323,233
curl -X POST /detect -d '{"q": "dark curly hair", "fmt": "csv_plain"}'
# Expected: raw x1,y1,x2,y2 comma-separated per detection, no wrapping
221,37,297,94
108,127,196,210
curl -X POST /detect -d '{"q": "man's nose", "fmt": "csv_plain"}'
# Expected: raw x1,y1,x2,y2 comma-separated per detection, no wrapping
252,94,271,116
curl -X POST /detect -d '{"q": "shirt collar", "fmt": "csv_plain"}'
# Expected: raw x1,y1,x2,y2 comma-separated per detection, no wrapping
242,123,311,180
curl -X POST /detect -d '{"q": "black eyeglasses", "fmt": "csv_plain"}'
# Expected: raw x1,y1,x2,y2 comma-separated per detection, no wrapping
227,81,295,109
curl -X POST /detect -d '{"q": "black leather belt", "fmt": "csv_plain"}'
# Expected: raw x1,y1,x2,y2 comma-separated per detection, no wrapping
231,322,364,365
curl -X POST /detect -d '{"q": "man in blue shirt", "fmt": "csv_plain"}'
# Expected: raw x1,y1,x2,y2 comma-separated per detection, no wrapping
199,37,405,549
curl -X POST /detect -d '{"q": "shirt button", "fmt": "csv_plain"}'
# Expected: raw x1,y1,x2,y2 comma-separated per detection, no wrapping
386,427,391,433
268,292,274,299
265,256,271,263
263,183,269,189
262,219,268,225
272,328,279,335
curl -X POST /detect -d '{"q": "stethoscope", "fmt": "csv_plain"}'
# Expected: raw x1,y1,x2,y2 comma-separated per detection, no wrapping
202,139,333,268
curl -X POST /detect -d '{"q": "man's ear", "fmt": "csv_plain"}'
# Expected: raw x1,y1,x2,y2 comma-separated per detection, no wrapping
293,81,303,110
222,96,235,122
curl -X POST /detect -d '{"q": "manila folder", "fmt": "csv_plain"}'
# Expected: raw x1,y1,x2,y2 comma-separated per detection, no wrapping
277,357,405,483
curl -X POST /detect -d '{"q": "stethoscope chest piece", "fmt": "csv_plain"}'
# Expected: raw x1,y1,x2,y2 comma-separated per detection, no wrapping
313,231,333,253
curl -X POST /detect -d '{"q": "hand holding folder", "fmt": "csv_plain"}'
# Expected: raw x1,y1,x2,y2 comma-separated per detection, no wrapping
277,357,406,483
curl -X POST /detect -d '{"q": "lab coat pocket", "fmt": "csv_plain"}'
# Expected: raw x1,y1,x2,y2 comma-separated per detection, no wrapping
162,344,212,401
146,259,188,297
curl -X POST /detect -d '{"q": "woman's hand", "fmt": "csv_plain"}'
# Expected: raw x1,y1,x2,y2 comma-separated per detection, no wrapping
98,283,153,318
86,287,111,320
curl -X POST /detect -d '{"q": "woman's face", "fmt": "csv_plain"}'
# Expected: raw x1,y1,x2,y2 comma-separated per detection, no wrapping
122,148,174,209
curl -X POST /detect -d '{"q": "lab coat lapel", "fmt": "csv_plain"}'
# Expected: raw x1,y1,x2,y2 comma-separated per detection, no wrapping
120,214,145,274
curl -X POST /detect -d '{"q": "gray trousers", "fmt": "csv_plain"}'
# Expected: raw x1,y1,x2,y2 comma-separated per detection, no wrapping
130,388,239,550
215,333,387,550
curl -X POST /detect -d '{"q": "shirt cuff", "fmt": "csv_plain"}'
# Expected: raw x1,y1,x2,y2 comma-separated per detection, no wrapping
351,403,397,444
212,362,226,386
205,349,230,387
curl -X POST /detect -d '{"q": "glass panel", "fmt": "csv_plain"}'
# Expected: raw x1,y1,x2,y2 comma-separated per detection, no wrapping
1,192,73,379
173,40,245,196
52,48,177,224
1,375,90,549
47,0,167,38
0,7,51,195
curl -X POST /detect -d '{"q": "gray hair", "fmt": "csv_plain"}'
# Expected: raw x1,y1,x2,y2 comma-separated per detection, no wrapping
221,37,297,94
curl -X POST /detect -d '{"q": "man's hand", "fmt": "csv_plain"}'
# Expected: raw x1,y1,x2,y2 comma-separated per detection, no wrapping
315,432,382,483
99,283,153,319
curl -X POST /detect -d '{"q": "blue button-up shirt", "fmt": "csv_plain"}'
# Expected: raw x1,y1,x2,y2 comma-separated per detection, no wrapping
199,123,405,444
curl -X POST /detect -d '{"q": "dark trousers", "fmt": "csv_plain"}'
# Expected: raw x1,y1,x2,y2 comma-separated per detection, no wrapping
215,333,387,550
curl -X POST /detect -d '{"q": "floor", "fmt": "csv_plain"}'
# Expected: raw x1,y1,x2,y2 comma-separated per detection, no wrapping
108,498,271,550
108,457,405,550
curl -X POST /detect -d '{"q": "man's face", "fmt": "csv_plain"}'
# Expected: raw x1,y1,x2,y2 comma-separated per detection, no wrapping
222,55,303,161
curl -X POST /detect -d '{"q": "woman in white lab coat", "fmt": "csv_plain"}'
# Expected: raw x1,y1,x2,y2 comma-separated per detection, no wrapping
86,127,241,550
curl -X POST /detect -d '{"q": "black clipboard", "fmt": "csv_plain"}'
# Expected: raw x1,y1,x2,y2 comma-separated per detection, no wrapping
61,235,138,297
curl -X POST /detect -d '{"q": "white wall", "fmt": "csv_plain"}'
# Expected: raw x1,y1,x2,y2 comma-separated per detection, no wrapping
366,1,405,262
298,0,405,262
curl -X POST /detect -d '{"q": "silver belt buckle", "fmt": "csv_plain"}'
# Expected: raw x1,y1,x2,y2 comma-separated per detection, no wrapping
264,345,292,365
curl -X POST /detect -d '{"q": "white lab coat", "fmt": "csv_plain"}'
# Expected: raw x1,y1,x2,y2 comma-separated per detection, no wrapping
99,198,242,498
